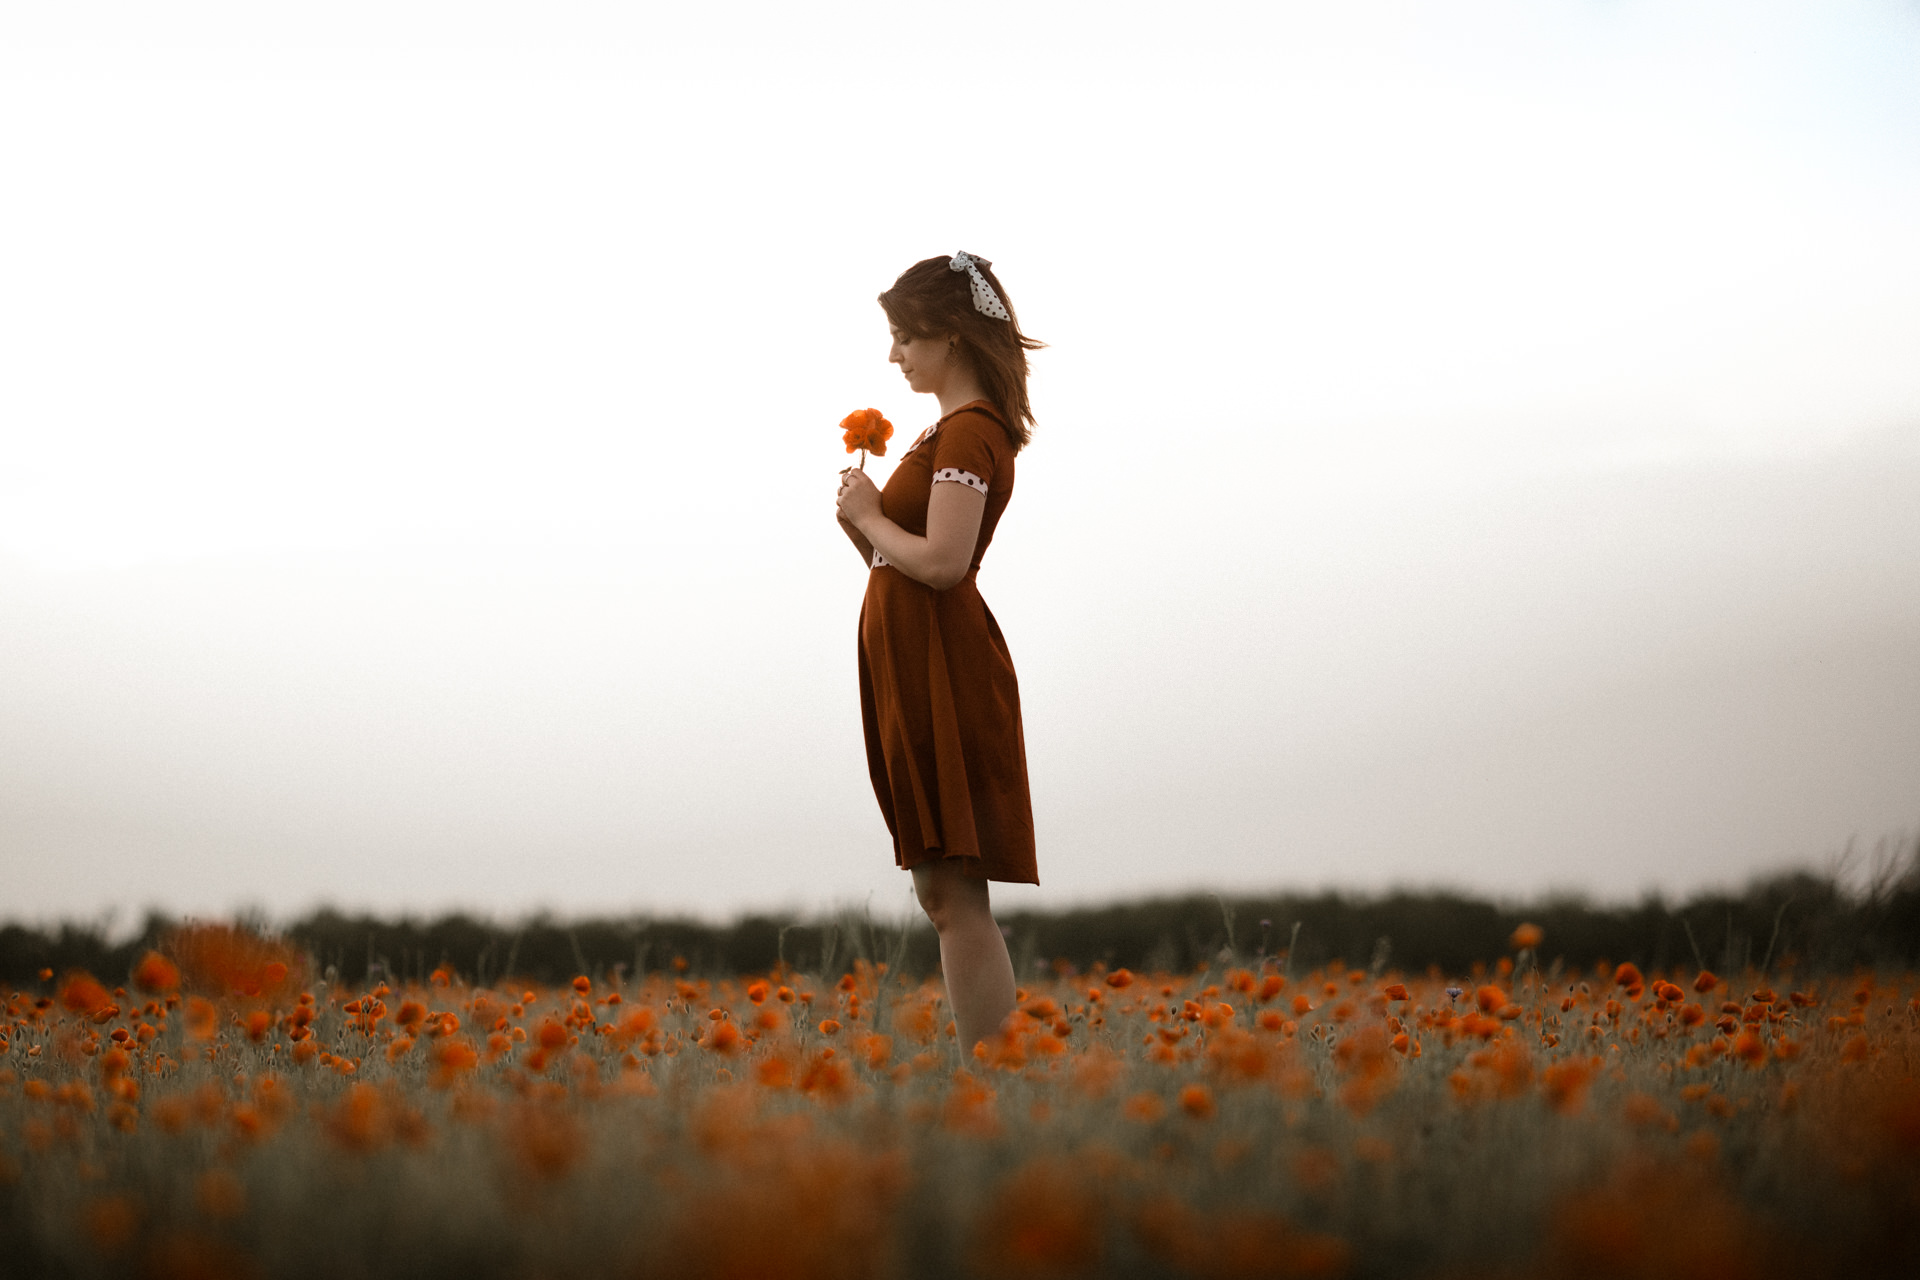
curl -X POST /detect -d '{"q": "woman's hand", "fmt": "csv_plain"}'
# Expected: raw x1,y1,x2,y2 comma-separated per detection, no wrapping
834,468,877,567
836,467,882,530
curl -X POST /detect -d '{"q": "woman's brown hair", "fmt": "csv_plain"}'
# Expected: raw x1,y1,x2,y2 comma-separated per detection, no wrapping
879,254,1044,452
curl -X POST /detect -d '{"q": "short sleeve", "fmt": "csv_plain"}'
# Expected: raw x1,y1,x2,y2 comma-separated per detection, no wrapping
929,410,1001,496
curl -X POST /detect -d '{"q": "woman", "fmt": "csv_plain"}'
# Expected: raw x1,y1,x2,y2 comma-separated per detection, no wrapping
835,251,1045,1054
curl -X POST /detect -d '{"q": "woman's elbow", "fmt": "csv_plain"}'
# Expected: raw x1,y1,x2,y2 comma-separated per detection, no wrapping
925,559,970,591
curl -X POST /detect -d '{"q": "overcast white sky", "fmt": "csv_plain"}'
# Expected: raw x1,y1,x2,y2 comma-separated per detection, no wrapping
3,1,1917,926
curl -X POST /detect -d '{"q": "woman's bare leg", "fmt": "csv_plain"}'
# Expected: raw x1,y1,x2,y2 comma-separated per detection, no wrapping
911,859,1017,1056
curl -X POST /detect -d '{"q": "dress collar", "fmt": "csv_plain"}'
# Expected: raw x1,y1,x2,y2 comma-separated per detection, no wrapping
909,399,1004,455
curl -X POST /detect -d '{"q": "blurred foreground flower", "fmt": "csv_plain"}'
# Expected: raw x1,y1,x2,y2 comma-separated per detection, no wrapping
165,923,300,1002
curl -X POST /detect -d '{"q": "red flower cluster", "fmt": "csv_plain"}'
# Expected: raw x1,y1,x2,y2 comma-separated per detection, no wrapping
840,408,893,463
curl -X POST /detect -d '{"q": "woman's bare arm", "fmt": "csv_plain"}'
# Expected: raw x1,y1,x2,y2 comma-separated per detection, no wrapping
837,470,985,591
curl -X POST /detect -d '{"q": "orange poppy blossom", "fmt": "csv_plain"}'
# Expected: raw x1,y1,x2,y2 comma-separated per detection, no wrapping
131,951,181,994
838,407,893,469
1509,922,1545,951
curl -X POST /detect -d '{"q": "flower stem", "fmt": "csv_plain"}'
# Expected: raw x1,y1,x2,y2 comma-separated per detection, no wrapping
858,449,867,471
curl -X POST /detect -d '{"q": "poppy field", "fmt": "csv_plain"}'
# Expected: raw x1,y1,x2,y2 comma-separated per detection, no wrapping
2,922,1917,1279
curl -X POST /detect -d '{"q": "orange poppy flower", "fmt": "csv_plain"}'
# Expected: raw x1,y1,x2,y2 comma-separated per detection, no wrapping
132,951,180,994
59,972,112,1015
183,997,219,1042
616,1007,656,1039
756,1054,795,1089
855,1033,893,1070
327,1083,390,1153
164,923,299,1001
799,1049,854,1102
505,1102,584,1179
893,998,938,1044
1020,996,1060,1020
840,408,893,463
1509,923,1544,950
1541,1059,1595,1115
431,1038,481,1086
704,1021,744,1056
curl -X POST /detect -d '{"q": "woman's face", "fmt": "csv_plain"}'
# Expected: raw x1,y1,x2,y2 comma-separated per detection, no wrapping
888,325,950,396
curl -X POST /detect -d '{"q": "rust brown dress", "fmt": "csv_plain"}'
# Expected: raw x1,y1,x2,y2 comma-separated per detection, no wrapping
858,400,1038,883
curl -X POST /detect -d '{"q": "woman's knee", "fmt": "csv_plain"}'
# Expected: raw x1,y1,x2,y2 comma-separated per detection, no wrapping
913,863,988,932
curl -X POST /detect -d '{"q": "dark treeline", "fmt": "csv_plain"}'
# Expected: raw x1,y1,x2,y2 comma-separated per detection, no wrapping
5,842,1916,990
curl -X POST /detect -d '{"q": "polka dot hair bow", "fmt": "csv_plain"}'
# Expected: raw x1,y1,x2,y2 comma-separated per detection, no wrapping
949,250,1011,320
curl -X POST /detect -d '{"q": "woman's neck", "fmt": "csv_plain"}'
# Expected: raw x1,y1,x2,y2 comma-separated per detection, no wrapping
935,373,988,419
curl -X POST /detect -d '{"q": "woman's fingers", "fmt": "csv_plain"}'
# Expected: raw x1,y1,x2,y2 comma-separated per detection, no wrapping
837,468,879,521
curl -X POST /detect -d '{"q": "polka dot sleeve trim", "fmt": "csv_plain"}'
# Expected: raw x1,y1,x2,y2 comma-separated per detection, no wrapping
932,468,988,494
